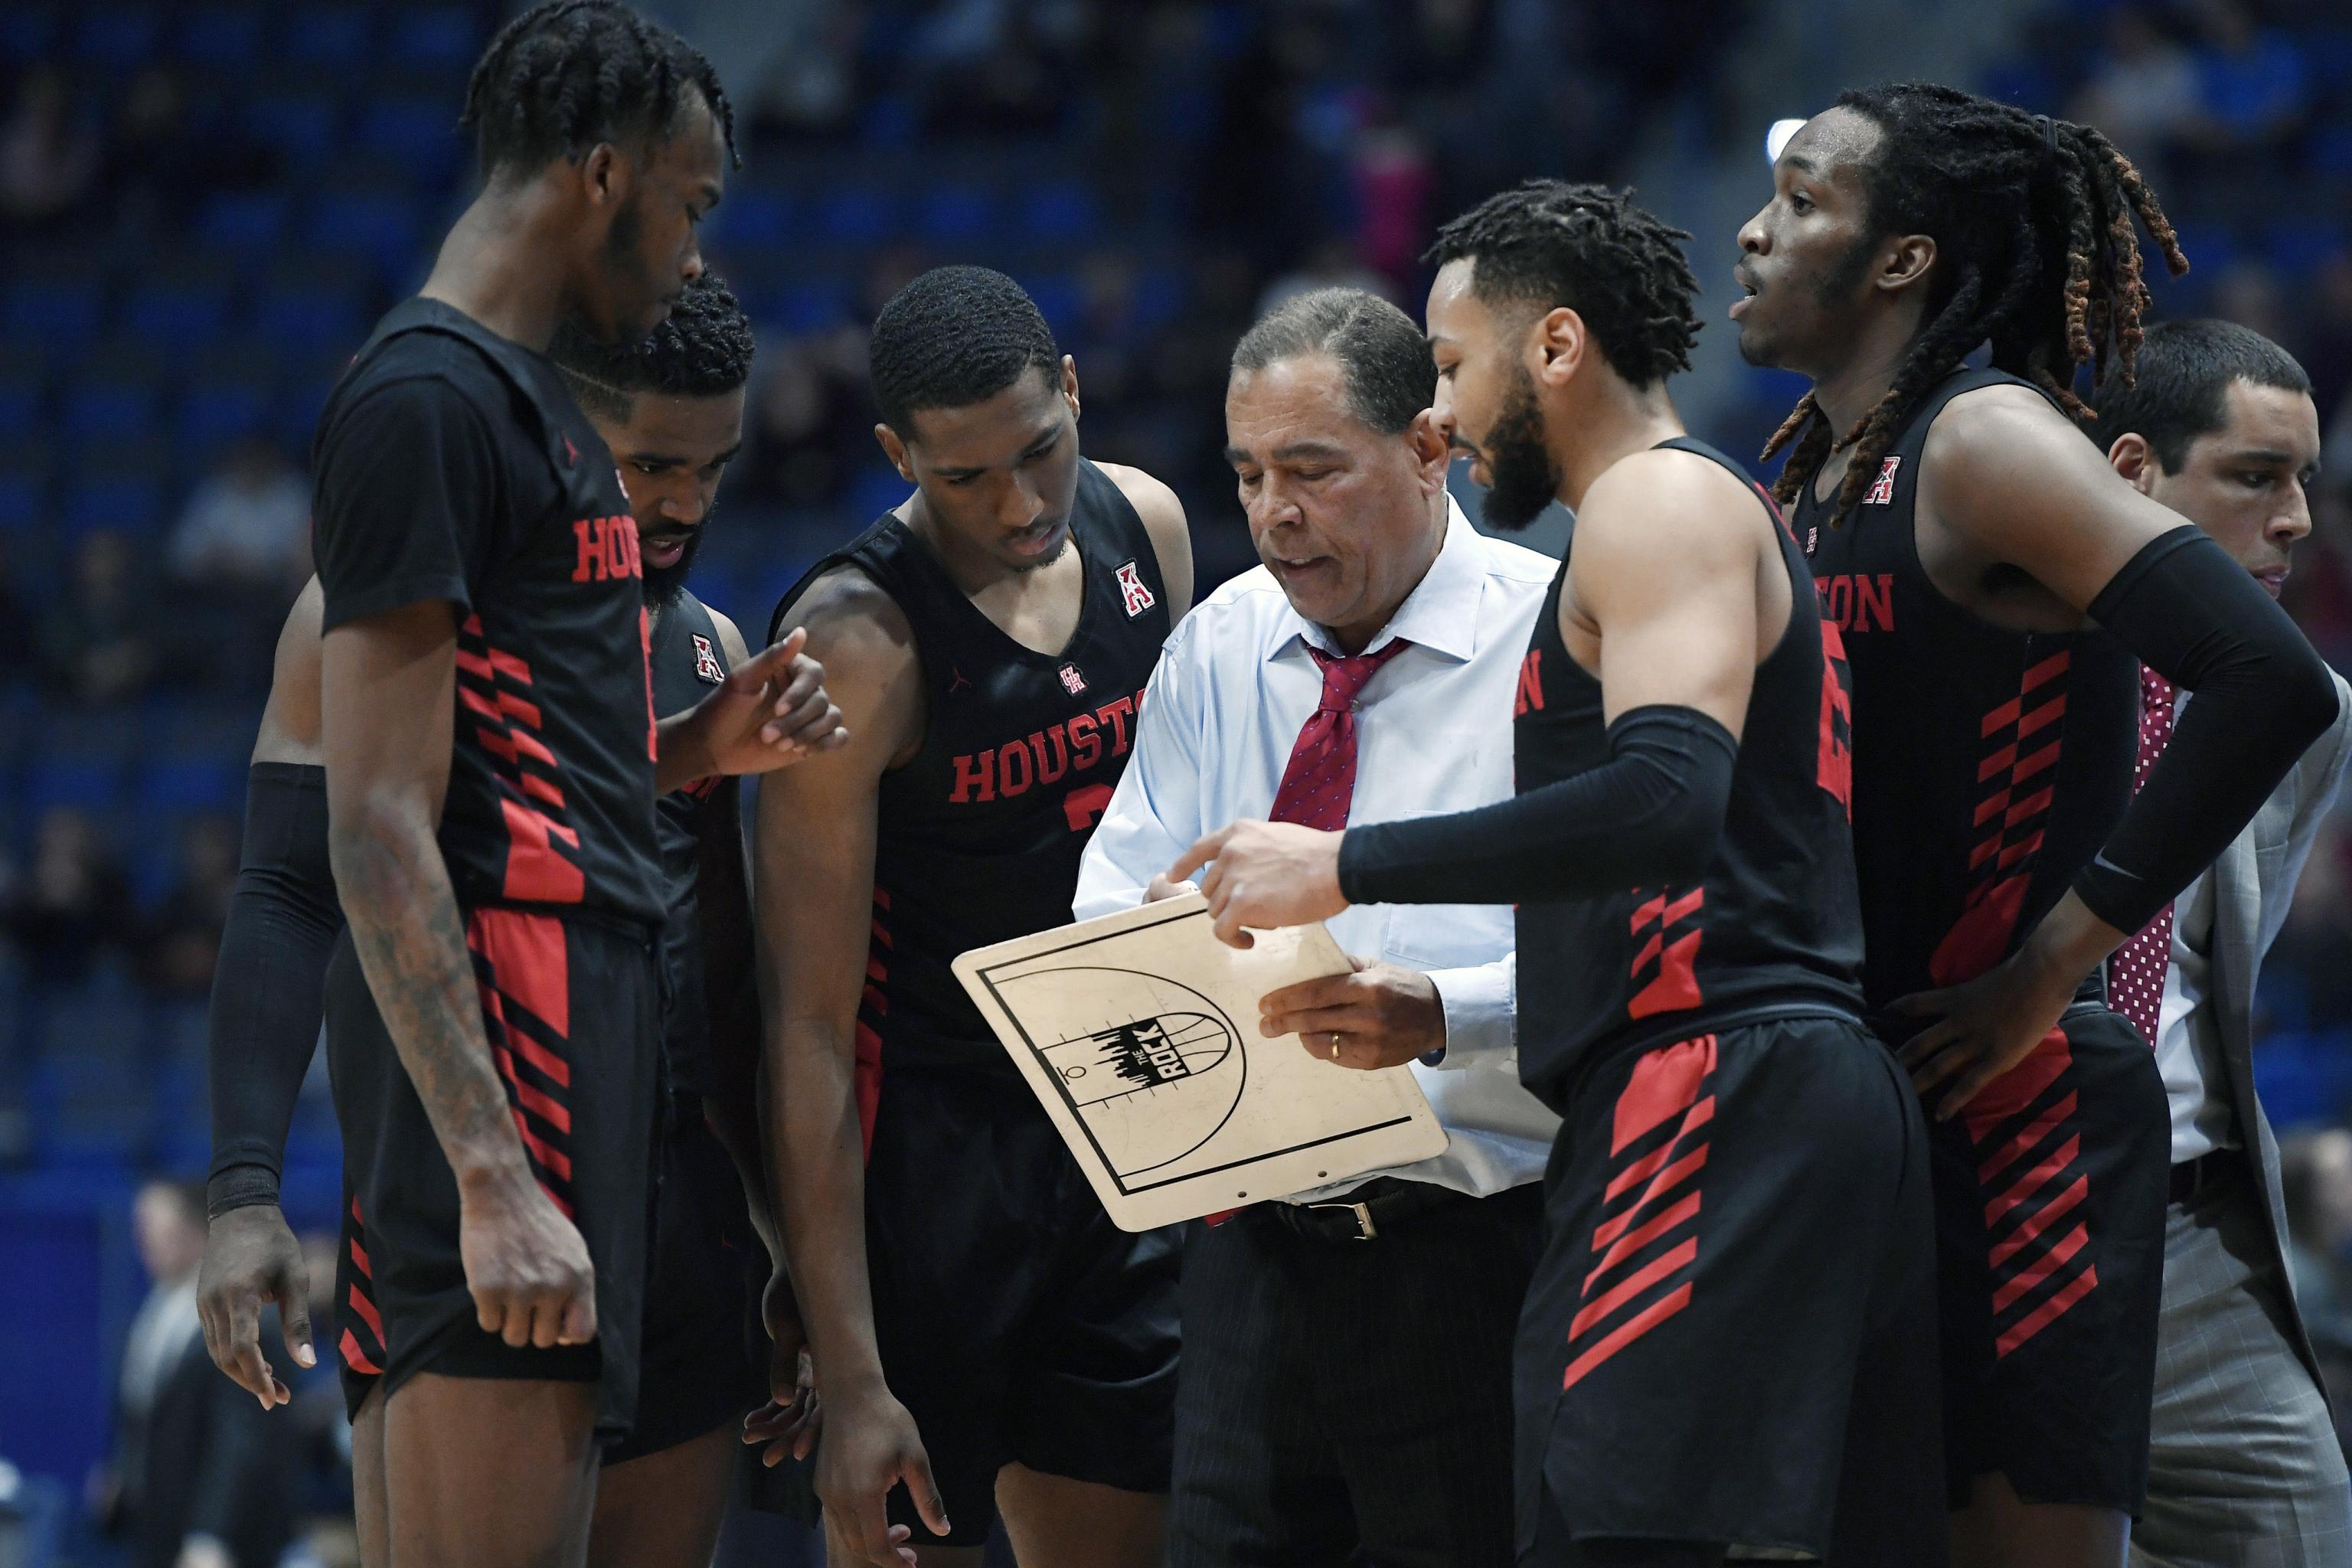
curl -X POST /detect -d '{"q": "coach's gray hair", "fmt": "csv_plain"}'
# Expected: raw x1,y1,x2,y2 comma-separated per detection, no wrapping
1230,287,1437,436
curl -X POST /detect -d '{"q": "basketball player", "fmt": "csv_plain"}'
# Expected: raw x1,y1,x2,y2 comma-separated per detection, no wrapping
308,8,835,1564
1733,84,2337,1566
750,266,1193,1568
1175,181,1945,1566
201,272,835,1566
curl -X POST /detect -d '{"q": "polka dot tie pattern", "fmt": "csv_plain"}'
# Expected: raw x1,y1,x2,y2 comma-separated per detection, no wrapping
2105,664,2176,1047
1266,639,1411,831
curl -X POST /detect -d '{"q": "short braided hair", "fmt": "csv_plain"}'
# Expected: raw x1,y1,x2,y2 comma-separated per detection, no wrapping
550,273,755,420
1424,181,1702,390
459,0,738,181
869,266,1060,435
1761,81,2188,524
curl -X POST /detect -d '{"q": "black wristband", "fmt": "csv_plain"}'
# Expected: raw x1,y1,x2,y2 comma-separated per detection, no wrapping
206,1164,283,1220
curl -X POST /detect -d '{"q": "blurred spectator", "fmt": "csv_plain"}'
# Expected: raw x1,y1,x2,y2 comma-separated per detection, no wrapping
2300,251,2352,426
737,332,872,511
2069,8,2200,172
40,530,162,706
0,65,99,228
278,1233,358,1568
2,808,135,986
2210,259,2292,347
136,815,240,1004
88,1178,291,1568
169,437,312,596
2280,1129,2352,1447
2184,0,2311,152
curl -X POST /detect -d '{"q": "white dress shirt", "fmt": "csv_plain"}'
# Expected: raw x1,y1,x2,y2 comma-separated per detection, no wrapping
2154,686,2238,1164
1075,499,1560,1200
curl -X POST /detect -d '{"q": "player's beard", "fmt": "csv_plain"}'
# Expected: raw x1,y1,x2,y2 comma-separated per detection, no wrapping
639,519,706,607
1477,364,1562,533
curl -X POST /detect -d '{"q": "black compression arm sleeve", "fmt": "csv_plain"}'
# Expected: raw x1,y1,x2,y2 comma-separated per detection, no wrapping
206,763,344,1218
2073,524,2339,935
1338,705,1737,907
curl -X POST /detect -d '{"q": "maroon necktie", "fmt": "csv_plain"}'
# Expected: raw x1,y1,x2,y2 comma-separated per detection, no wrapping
2105,665,2177,1046
1269,639,1410,830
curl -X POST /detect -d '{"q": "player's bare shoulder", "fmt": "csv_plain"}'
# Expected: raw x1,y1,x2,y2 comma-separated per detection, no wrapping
1577,445,1771,565
704,605,753,669
253,577,328,766
1096,460,1194,620
777,564,924,764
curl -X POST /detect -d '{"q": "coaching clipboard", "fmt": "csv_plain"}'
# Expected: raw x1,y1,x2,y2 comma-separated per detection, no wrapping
952,892,1450,1231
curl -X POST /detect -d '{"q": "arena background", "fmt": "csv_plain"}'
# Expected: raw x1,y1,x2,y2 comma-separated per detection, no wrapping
2,1,2349,1562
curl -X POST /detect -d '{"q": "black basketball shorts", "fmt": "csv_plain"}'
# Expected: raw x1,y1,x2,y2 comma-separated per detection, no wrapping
1928,1004,2167,1514
862,1064,1181,1549
1515,1014,1947,1564
327,907,662,1443
603,1093,766,1465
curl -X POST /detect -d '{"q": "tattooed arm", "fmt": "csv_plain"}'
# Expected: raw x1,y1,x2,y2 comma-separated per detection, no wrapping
321,600,596,1350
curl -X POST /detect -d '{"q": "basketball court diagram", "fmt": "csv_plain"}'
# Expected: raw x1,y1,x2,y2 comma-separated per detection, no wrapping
955,893,1449,1230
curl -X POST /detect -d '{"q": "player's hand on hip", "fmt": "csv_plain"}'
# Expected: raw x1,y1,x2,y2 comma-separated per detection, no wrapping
743,1268,822,1463
1262,956,1445,1070
1168,820,1348,949
1892,939,2083,1119
198,1205,314,1409
456,1171,596,1349
813,1378,949,1567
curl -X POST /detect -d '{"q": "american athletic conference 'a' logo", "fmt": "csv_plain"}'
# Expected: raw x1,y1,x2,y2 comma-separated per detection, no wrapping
1116,560,1156,617
1864,456,1902,505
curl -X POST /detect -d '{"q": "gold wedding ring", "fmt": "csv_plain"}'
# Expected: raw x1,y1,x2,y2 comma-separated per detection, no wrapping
1330,1033,1342,1059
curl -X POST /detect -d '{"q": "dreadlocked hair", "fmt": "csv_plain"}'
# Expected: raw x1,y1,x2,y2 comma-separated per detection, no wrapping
1760,80,2187,524
550,273,755,421
459,0,739,181
1424,180,1701,390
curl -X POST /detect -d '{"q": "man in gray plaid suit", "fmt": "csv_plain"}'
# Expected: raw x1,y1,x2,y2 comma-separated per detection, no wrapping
2095,318,2352,1566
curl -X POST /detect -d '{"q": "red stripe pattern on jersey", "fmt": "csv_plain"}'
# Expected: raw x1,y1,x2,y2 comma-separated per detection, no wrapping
855,886,890,1162
338,1194,385,1377
1962,1029,2098,1357
1626,886,1706,1021
1929,650,2071,987
457,615,586,906
466,908,577,1217
1563,1034,1717,1390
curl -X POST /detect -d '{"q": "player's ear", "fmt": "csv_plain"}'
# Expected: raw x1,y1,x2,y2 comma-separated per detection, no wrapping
874,423,914,483
1060,355,1081,421
2106,432,2159,494
1532,305,1588,389
1880,234,1936,297
578,142,626,210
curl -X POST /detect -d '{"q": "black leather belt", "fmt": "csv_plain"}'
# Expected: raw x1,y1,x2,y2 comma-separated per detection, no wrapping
2169,1148,2239,1205
1263,1177,1517,1242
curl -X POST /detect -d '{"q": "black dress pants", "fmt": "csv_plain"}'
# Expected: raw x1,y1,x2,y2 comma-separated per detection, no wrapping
1168,1181,1542,1568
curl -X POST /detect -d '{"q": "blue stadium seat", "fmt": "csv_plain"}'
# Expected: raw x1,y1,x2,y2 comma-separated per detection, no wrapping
197,189,290,253
243,96,345,167
4,280,104,353
1017,273,1085,336
0,7,57,64
2311,121,2352,182
920,185,995,244
62,377,157,445
176,5,264,68
1020,182,1100,244
814,188,897,246
136,756,243,816
353,98,462,177
305,190,423,267
710,190,792,251
25,756,122,812
63,475,163,537
175,380,273,452
387,5,479,68
2265,219,2347,276
0,474,42,533
75,5,162,70
1132,266,1187,332
124,282,230,353
779,279,851,334
253,285,364,358
0,374,42,439
278,378,335,450
283,5,373,66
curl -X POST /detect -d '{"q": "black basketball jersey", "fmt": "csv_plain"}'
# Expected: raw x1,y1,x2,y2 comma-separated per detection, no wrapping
773,459,1173,1077
311,297,662,926
1794,368,2137,1017
1512,438,1865,1107
648,590,735,1096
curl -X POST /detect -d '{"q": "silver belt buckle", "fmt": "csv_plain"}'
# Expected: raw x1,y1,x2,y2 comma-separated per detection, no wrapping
1308,1200,1378,1240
